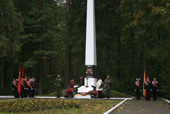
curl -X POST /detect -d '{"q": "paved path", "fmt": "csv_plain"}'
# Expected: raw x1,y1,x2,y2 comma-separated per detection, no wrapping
112,99,170,114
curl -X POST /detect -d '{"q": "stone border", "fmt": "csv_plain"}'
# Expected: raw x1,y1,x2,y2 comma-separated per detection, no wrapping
0,96,134,100
104,97,134,114
161,98,170,104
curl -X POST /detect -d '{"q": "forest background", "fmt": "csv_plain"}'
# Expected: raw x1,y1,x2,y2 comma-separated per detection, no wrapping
0,0,170,96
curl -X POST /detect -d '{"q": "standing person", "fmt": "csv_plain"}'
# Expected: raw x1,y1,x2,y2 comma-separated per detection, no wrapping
21,78,27,98
152,77,159,101
27,78,33,97
104,75,112,98
144,77,151,100
31,77,36,97
55,74,62,98
96,77,104,98
24,76,28,97
12,79,19,98
135,78,141,100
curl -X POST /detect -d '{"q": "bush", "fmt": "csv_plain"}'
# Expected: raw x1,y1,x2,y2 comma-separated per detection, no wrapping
0,99,80,113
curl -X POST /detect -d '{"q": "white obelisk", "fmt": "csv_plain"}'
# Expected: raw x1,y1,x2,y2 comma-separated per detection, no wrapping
85,0,97,78
76,0,97,95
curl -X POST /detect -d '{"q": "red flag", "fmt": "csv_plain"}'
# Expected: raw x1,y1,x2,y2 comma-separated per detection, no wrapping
18,67,21,95
143,69,146,97
22,68,24,78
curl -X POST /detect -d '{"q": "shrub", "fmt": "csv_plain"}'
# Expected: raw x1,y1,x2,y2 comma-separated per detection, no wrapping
0,99,80,113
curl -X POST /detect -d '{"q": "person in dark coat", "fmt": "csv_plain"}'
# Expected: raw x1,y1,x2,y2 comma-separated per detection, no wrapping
27,78,34,97
31,77,36,97
23,76,28,97
152,77,159,101
135,78,141,100
21,79,27,98
144,77,152,100
12,79,19,98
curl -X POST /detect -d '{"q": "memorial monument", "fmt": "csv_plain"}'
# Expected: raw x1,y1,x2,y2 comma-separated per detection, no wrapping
77,0,97,94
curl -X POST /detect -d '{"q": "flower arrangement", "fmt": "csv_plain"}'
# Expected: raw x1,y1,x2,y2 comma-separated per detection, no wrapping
91,90,98,98
0,99,80,113
64,80,75,98
81,92,88,95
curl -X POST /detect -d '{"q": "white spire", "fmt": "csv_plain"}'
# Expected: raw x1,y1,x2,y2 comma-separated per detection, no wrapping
85,0,97,66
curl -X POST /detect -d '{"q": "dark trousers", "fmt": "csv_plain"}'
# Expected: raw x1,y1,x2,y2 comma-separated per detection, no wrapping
14,90,19,98
98,91,104,98
28,89,34,97
56,88,61,98
145,89,150,100
136,90,140,100
153,89,157,101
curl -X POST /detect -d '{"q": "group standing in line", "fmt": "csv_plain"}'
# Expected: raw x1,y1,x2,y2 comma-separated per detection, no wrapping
12,76,36,98
135,77,159,100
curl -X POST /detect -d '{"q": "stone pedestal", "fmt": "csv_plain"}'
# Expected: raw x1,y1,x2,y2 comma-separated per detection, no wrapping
77,77,97,94
84,77,97,87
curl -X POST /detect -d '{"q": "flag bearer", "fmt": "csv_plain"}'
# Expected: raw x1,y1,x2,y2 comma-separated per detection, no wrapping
145,77,151,100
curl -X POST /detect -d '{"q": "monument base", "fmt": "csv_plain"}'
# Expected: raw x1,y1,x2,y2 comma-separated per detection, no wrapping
77,86,94,93
84,77,97,87
74,94,91,99
77,77,97,94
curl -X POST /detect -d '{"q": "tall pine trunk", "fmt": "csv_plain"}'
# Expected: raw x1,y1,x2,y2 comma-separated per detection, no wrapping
0,58,4,91
65,0,71,88
38,0,43,94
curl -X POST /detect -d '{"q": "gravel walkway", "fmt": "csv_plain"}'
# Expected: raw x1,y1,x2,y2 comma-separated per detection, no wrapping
112,99,170,114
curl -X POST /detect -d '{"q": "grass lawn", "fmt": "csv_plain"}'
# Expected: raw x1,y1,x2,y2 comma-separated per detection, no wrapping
0,99,121,114
25,99,121,114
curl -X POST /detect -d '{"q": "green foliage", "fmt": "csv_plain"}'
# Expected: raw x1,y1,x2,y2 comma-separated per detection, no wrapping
0,0,170,96
0,0,22,57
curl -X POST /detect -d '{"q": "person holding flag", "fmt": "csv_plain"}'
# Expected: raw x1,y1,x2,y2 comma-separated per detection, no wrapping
135,78,141,100
144,77,152,100
152,77,159,101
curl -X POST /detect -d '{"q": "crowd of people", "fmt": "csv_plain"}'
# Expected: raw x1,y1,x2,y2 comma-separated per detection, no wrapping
12,77,36,98
135,77,159,101
54,74,112,98
12,73,159,100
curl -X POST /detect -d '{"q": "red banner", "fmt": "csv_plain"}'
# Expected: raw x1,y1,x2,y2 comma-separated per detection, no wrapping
143,69,146,97
18,67,21,95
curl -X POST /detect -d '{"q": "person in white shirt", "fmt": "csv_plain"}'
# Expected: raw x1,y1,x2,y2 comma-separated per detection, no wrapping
96,77,104,98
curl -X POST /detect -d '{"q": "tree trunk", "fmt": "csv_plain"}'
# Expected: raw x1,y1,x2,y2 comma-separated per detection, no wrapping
117,35,122,78
38,0,43,94
130,29,135,77
9,63,14,89
65,0,71,88
169,26,170,43
38,56,43,94
0,58,5,91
